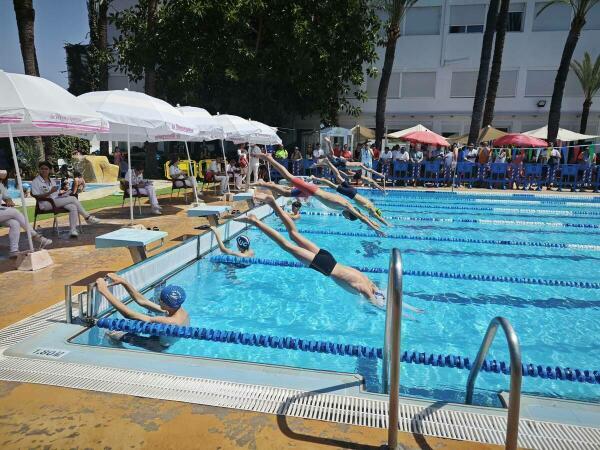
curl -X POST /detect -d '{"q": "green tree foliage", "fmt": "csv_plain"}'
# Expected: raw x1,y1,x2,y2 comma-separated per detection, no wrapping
111,0,380,125
570,52,600,133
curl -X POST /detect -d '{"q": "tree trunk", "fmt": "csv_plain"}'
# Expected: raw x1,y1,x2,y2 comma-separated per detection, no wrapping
482,0,510,127
97,0,109,90
580,99,592,134
547,17,586,143
467,0,500,145
375,27,399,151
13,0,45,160
143,0,159,178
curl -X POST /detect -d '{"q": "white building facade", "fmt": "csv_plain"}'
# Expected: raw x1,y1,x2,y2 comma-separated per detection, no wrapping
324,0,600,137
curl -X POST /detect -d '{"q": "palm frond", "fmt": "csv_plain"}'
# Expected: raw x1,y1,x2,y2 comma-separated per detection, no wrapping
570,52,600,100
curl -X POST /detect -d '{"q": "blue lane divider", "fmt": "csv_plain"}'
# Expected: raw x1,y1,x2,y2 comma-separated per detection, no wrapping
209,255,600,289
364,189,600,203
96,318,600,385
375,203,600,218
300,211,600,230
271,227,600,252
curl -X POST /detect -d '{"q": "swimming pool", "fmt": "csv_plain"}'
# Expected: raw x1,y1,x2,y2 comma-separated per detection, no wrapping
6,179,112,198
73,190,600,407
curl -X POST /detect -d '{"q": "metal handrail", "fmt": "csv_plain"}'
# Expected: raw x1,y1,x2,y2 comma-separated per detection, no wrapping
466,317,522,450
382,248,403,450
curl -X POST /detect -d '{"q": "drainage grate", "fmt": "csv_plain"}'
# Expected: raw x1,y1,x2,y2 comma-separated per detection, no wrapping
1,304,599,449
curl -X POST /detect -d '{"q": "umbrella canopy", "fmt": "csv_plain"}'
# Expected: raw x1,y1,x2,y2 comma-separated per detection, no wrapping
0,71,108,255
447,126,507,145
212,114,261,141
494,133,547,147
402,130,450,147
244,120,281,145
523,125,598,142
387,124,431,139
78,90,196,141
0,71,108,137
351,125,375,140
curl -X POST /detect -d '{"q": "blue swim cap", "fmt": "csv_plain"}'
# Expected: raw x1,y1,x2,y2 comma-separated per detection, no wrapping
236,235,250,250
159,285,186,309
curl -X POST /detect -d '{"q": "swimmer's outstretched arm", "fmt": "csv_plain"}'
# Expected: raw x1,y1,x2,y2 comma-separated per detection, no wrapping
97,278,154,321
252,181,293,197
209,226,245,258
106,273,163,313
350,205,386,236
323,158,346,184
310,175,338,189
403,302,425,314
258,154,294,182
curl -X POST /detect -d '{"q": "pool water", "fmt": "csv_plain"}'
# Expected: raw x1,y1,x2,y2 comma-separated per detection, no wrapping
74,190,600,406
6,179,111,198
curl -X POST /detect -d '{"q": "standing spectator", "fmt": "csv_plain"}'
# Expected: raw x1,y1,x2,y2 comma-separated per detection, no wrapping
291,146,303,175
237,144,249,183
371,144,380,162
312,143,325,162
391,145,401,161
113,147,123,166
397,146,409,162
380,146,393,177
33,161,101,236
360,142,373,176
248,143,262,184
341,144,353,160
332,143,341,157
496,147,507,163
274,144,288,160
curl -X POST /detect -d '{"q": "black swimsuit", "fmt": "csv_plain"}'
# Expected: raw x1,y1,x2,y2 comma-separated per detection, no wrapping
336,181,357,199
309,249,337,276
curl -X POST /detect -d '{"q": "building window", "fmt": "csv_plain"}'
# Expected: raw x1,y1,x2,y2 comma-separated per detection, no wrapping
403,6,441,35
366,74,379,98
533,2,571,31
401,72,436,98
584,4,600,30
451,70,518,98
507,3,525,32
449,4,486,33
497,70,519,97
367,73,401,98
525,70,554,96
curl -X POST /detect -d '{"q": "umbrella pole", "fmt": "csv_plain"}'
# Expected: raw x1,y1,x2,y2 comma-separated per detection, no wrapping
7,124,34,253
184,141,200,204
127,127,134,225
220,139,230,193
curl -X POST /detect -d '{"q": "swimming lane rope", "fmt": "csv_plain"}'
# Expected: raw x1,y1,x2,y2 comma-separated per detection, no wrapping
271,227,600,252
96,318,600,385
209,255,600,289
379,204,600,218
300,211,600,230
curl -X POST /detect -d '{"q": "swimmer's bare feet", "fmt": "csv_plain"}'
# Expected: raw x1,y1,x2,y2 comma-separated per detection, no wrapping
234,214,258,225
251,180,269,187
254,192,275,204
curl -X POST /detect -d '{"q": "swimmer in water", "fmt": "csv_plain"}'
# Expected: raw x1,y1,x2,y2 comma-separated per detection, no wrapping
209,226,255,258
96,273,189,326
288,200,302,220
235,192,423,316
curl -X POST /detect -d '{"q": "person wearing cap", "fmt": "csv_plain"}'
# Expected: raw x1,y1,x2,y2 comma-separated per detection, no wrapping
96,273,189,326
288,200,302,220
1,169,52,256
209,226,255,258
290,146,303,175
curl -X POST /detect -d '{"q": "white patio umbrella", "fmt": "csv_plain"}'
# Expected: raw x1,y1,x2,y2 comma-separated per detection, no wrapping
0,71,108,254
522,125,598,142
244,120,282,145
211,114,262,193
387,124,432,139
78,90,196,223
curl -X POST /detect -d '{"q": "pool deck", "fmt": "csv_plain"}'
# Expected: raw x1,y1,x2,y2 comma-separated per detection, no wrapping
0,187,509,449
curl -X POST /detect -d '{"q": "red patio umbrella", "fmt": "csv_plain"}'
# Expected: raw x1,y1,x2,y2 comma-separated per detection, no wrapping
401,130,450,147
494,133,547,147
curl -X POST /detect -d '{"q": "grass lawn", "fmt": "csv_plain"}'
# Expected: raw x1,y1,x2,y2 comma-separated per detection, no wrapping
23,187,173,222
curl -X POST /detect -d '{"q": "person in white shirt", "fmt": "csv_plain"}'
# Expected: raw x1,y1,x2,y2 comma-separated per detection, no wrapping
209,159,229,194
380,146,393,176
226,160,243,191
125,162,161,215
312,144,325,162
248,144,263,184
32,161,100,238
0,170,52,256
168,155,195,188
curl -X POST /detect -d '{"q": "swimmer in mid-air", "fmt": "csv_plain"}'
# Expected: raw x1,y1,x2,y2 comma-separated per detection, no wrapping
253,153,384,235
236,193,423,317
96,273,189,326
209,226,255,258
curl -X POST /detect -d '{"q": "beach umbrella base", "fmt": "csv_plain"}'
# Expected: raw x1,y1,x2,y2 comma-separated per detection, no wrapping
15,249,53,271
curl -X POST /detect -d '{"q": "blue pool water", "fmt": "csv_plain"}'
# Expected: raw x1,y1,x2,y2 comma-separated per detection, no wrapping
6,179,112,198
73,190,600,406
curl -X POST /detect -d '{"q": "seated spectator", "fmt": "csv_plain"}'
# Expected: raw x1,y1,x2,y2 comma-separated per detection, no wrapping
1,169,52,256
227,159,244,190
209,159,229,194
32,161,101,237
72,170,86,194
169,155,195,188
125,162,162,215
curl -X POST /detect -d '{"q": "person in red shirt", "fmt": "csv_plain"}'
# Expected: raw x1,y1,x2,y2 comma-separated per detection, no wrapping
341,144,352,160
372,145,380,160
333,144,341,157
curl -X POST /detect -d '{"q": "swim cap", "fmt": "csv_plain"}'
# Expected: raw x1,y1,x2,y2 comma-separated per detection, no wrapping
159,285,186,309
342,210,358,221
236,235,250,250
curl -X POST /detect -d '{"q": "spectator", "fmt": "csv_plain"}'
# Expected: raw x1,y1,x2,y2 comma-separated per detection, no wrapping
248,143,263,184
380,146,393,177
412,147,424,164
341,144,353,160
312,143,325,162
360,142,373,176
332,144,341,157
478,142,491,164
291,146,303,175
32,161,101,237
169,155,195,188
113,147,123,166
466,144,477,162
371,144,380,161
496,147,507,163
397,146,409,162
209,159,229,194
227,159,244,190
274,145,288,159
125,161,162,215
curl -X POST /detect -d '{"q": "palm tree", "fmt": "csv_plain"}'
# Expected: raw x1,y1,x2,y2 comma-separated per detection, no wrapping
88,0,111,91
540,0,600,142
467,0,500,145
374,0,417,151
482,0,511,127
13,0,45,159
144,0,159,178
570,52,600,134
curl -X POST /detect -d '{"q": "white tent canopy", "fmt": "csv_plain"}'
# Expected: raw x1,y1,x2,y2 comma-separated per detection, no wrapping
387,124,432,139
523,125,598,142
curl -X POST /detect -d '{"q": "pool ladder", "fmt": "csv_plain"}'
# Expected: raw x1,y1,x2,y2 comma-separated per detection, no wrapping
381,249,522,450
